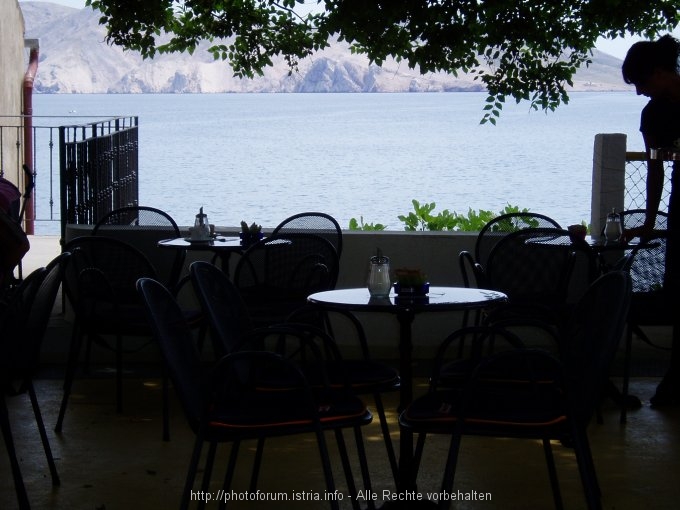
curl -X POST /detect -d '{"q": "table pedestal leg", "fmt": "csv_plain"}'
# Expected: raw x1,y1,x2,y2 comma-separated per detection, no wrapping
397,309,417,492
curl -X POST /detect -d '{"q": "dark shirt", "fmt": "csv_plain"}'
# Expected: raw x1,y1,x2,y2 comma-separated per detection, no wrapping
641,98,680,184
641,98,680,150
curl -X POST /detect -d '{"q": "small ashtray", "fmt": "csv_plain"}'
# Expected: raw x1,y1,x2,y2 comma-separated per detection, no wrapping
393,282,430,297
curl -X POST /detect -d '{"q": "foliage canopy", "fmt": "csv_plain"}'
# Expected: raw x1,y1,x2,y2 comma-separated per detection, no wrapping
86,0,680,122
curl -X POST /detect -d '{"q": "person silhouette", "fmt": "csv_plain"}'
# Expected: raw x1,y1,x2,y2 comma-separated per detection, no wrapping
622,34,680,406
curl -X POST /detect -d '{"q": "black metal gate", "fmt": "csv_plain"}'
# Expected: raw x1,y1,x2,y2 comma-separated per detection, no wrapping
59,116,138,240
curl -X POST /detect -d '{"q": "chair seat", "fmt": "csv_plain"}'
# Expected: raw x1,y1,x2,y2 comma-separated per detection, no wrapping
401,384,567,434
321,360,400,392
206,389,372,437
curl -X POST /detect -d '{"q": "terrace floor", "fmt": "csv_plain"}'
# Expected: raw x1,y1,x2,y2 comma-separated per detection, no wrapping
3,236,680,509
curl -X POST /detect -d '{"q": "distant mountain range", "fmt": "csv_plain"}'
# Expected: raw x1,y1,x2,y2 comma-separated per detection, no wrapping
21,1,631,94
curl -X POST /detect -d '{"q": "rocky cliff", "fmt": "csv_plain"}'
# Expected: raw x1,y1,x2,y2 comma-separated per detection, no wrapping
21,1,630,94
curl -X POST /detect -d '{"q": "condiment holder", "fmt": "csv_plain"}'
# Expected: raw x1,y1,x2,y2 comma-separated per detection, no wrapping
367,249,391,297
190,207,211,241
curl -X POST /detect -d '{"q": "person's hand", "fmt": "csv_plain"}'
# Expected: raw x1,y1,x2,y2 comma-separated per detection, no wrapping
622,225,654,243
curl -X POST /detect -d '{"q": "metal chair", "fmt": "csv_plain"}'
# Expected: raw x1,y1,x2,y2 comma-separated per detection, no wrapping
399,271,631,510
92,205,206,349
460,212,562,289
272,212,343,258
92,205,184,289
459,212,562,328
137,277,374,510
191,259,401,481
1,252,69,509
618,209,670,422
232,233,339,328
476,227,577,334
54,236,173,439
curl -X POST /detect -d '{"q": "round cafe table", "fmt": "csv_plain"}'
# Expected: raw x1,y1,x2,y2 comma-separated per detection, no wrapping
307,285,508,491
157,235,247,275
308,286,508,408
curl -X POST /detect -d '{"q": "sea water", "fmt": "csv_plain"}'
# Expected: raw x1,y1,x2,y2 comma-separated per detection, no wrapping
29,91,648,234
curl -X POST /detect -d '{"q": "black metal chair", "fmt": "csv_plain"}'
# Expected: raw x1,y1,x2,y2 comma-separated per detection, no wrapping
399,271,631,510
232,233,339,328
618,209,670,422
459,212,562,329
92,205,206,350
55,236,174,440
137,276,375,510
475,227,578,334
459,212,562,289
1,252,69,510
190,259,401,481
92,205,184,289
272,211,343,258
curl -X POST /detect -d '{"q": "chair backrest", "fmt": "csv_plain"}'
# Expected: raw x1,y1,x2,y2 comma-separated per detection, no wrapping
136,277,204,430
233,233,339,327
483,227,575,307
271,212,343,258
189,260,253,356
22,253,70,374
1,252,70,382
63,236,157,311
619,209,668,294
92,206,182,287
563,270,631,423
1,266,46,381
475,212,561,268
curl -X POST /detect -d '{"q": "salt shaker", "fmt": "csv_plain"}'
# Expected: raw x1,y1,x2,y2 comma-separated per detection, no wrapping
604,208,622,242
192,207,210,240
368,250,391,297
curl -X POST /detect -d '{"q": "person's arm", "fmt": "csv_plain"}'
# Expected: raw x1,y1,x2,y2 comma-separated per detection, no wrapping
624,131,665,241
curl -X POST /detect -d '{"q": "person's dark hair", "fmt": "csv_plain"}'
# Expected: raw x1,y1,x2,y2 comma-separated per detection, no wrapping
622,34,680,85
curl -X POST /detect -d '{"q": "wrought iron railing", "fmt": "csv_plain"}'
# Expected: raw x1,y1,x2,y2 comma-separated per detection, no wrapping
60,117,139,239
0,115,138,240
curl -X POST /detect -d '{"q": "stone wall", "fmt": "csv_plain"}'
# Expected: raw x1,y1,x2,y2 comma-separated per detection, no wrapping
0,0,26,186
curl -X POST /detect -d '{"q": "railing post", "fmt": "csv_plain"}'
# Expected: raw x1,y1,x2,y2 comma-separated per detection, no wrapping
591,133,627,236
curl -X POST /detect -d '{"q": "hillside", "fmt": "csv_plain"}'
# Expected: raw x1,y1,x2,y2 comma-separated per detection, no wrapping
21,1,631,94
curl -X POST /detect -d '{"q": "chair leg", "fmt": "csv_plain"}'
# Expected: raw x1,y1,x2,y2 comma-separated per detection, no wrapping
413,432,428,477
334,429,361,510
373,393,399,482
181,435,205,510
161,362,170,442
571,430,602,510
353,425,375,510
218,441,241,510
55,324,84,433
249,437,266,493
620,324,633,424
198,441,218,510
116,334,123,414
439,431,463,510
542,438,563,510
315,428,340,510
1,396,31,510
27,382,60,486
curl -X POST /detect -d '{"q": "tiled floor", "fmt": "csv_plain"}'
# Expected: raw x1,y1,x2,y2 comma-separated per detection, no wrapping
3,366,680,509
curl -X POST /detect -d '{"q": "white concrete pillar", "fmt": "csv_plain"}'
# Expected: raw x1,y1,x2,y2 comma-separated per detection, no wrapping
591,133,627,237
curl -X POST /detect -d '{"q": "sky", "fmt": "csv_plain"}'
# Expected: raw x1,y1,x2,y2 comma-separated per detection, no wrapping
22,0,677,60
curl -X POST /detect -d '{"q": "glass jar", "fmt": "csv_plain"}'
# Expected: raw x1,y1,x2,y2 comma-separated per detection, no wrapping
367,254,391,297
604,208,622,242
192,208,210,240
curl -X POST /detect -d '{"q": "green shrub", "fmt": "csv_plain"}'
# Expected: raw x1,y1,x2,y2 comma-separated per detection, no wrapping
348,216,386,231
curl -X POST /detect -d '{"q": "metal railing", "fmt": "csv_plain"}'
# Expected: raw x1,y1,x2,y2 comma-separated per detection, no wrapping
0,115,138,240
625,151,672,213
